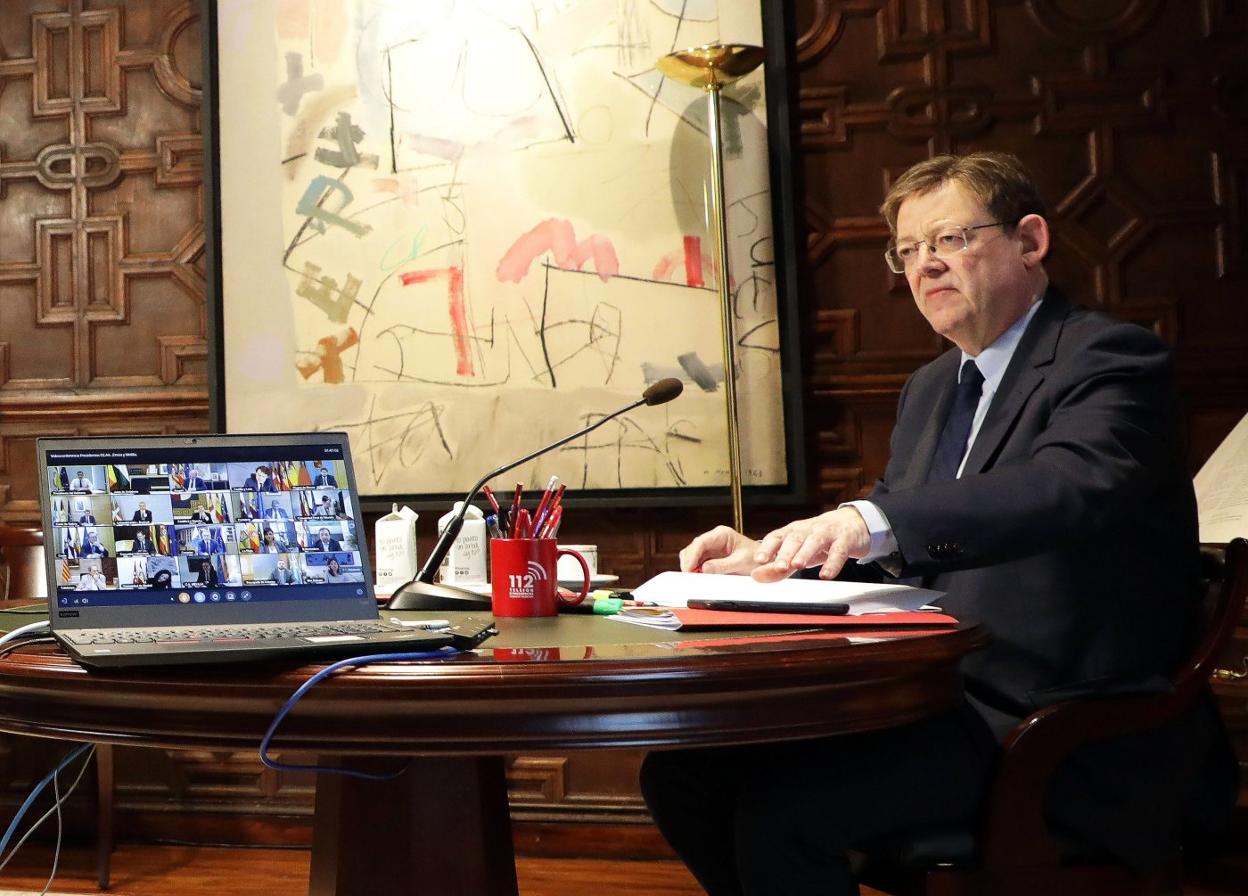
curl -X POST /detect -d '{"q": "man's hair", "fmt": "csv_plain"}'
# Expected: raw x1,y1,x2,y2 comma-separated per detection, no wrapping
880,152,1047,237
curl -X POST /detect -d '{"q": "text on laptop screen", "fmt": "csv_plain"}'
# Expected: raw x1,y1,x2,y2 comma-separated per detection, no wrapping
44,443,368,610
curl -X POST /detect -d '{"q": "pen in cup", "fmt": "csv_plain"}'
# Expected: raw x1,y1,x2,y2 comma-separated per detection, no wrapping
482,484,502,519
514,508,531,539
507,482,524,535
536,483,566,536
531,475,558,533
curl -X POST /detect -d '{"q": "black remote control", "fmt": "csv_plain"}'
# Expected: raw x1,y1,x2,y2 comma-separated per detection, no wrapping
445,617,498,650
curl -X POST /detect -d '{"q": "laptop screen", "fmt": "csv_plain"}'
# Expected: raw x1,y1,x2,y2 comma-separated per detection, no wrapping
37,433,377,628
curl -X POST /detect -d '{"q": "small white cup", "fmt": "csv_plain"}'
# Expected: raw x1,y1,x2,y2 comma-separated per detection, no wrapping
557,544,598,579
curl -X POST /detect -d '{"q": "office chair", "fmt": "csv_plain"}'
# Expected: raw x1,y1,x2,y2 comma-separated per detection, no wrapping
853,538,1248,896
0,525,115,889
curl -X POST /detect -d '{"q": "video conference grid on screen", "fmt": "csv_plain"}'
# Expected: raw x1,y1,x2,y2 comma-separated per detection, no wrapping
46,449,366,607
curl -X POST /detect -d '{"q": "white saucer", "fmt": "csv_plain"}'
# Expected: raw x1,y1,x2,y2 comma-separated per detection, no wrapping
457,582,493,596
558,573,619,589
413,576,619,596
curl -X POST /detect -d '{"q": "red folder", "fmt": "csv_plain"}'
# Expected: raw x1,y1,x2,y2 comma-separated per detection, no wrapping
671,608,956,629
612,607,957,631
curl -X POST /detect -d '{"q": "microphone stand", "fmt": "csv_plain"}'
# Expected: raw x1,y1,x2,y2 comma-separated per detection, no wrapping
386,393,657,611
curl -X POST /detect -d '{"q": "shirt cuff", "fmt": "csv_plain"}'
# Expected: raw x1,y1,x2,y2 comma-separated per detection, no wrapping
841,500,898,563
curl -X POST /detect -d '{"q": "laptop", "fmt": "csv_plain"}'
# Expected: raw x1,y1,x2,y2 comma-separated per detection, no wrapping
36,432,458,668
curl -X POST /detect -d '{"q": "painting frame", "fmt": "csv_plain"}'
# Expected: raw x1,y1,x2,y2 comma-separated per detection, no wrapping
203,0,807,512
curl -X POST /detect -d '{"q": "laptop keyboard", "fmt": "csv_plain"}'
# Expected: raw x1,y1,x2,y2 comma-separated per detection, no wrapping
62,621,401,646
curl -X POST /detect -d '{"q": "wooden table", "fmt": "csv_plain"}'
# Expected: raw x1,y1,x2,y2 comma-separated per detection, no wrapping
0,610,987,895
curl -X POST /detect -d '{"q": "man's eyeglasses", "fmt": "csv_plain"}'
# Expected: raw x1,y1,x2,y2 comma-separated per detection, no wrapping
884,222,1011,274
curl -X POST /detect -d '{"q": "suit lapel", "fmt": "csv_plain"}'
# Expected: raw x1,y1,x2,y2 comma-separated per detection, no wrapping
962,289,1068,476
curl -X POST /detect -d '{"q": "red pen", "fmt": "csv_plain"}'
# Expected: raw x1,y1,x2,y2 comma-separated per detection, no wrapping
515,508,532,539
481,484,502,518
539,505,563,539
536,483,566,532
531,475,558,533
508,482,524,535
533,482,565,535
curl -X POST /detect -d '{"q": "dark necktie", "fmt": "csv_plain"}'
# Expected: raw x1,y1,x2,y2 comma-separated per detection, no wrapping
928,359,984,483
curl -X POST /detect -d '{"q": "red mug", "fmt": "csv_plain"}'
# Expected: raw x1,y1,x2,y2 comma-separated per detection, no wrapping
490,538,589,617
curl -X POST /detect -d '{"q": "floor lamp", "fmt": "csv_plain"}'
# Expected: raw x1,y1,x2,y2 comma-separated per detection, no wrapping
657,43,765,533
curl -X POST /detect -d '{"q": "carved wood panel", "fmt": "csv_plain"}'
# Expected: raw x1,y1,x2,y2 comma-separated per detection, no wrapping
0,0,209,523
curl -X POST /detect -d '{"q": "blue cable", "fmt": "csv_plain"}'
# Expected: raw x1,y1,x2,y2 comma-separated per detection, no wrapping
259,649,454,781
0,743,91,857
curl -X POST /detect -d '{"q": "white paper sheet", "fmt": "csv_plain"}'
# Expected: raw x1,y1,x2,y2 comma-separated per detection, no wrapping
1195,413,1248,544
629,571,943,613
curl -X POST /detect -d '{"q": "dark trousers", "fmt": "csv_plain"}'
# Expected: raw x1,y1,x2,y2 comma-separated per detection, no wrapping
639,703,997,896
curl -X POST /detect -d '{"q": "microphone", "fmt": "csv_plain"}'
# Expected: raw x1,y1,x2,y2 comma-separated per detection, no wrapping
387,378,685,610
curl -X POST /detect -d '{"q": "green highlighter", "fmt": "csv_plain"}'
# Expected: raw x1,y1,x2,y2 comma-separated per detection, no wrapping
560,597,624,615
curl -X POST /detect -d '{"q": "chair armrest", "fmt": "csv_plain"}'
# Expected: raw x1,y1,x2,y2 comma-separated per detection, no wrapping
979,690,1184,865
978,539,1248,867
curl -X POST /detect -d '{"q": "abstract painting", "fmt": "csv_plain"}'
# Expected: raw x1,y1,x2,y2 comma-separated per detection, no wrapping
213,0,794,500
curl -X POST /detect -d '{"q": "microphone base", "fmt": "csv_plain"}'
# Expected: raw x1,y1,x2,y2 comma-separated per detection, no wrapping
385,579,493,612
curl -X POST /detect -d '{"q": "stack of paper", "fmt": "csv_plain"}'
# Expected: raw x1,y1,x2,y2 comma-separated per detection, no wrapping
628,571,943,613
1195,412,1248,544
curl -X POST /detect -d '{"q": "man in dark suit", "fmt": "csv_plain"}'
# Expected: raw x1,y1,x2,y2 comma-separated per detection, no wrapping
131,501,153,522
270,556,302,585
263,502,290,520
80,530,109,558
183,466,209,491
312,466,338,487
641,152,1229,896
131,529,155,554
190,505,213,523
194,559,219,586
242,465,278,493
311,527,342,552
190,527,225,555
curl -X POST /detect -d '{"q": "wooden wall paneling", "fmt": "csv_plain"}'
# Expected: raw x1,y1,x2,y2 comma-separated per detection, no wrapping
0,0,210,525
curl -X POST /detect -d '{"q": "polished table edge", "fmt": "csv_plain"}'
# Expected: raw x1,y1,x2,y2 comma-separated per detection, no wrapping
0,606,989,755
0,610,988,896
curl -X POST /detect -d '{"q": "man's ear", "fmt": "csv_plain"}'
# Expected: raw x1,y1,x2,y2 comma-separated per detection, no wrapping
1015,214,1050,267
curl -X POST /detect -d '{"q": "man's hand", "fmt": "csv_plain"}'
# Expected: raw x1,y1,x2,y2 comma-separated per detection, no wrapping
679,526,764,575
750,507,872,583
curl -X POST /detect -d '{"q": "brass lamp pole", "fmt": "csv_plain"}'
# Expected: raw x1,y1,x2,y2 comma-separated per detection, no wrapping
657,43,765,533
